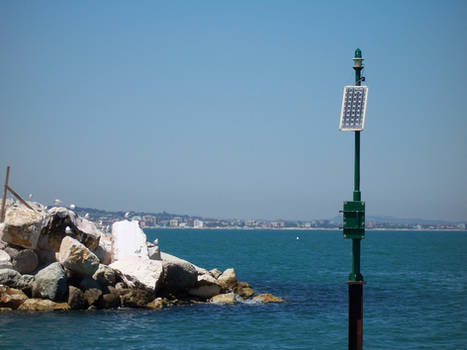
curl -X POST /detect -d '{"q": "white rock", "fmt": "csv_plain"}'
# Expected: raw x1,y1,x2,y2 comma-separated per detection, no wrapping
57,236,100,276
161,252,207,275
109,256,163,292
0,250,13,269
218,268,238,290
111,220,148,262
94,233,112,265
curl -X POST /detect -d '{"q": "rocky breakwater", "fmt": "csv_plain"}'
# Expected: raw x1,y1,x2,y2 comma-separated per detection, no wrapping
0,199,284,312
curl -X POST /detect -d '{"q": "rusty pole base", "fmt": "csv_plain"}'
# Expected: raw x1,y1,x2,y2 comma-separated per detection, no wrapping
346,281,366,350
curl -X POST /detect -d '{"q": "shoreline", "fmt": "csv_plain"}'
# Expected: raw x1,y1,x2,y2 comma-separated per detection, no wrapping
142,226,467,232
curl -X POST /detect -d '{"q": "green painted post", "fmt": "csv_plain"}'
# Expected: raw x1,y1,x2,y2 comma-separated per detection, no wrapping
347,48,365,350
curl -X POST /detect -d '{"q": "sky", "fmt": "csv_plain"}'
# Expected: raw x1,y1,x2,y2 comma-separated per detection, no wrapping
1,1,466,222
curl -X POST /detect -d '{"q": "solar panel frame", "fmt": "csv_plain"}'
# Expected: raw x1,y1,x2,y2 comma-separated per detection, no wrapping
339,86,368,131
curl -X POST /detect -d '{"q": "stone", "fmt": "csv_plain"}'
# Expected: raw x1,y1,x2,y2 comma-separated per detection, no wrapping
119,288,154,308
111,220,148,262
68,285,86,310
32,262,68,301
146,297,165,310
58,236,99,276
84,288,102,307
36,249,57,267
100,292,120,309
18,298,70,311
92,264,117,287
0,268,21,288
0,200,46,249
252,293,285,303
0,286,28,309
94,233,112,265
210,268,222,279
161,259,198,294
79,276,102,291
110,256,163,292
17,274,35,296
234,281,255,298
147,244,161,260
11,249,38,274
188,273,222,299
218,268,237,290
210,292,236,304
161,252,207,275
39,207,101,252
0,249,13,269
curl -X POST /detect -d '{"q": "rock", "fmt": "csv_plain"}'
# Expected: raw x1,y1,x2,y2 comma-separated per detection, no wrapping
0,200,46,249
234,282,255,298
161,252,207,275
11,249,38,274
161,259,198,294
18,298,70,311
210,292,236,304
0,286,28,309
94,233,112,265
110,256,163,292
119,288,154,308
68,285,86,310
17,274,35,296
39,207,101,251
57,236,99,276
100,292,120,309
111,220,148,262
218,268,237,290
84,288,102,307
146,297,165,310
79,276,102,291
147,244,161,260
0,249,13,269
0,268,21,288
210,268,222,279
252,293,285,303
92,264,117,287
188,273,222,299
32,262,68,301
36,249,57,267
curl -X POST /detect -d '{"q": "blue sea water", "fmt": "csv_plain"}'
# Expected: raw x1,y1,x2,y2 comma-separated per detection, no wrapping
1,229,466,349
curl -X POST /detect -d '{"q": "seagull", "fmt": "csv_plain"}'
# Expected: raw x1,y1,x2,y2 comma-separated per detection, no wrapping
65,226,72,234
53,199,63,206
84,213,90,219
296,236,300,240
28,194,33,200
124,212,130,219
69,204,76,210
154,239,159,245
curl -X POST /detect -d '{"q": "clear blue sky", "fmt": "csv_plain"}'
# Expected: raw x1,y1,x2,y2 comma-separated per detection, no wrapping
1,1,466,221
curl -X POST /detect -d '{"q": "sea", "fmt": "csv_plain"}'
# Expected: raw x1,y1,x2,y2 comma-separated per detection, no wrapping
1,229,466,349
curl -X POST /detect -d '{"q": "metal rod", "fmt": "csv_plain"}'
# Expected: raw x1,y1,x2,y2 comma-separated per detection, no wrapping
348,282,364,350
0,166,10,223
353,131,361,202
6,185,36,212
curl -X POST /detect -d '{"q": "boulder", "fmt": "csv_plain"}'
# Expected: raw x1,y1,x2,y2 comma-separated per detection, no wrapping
36,249,57,267
32,262,68,301
234,282,255,298
161,259,198,293
92,264,117,287
0,249,13,269
11,249,38,274
119,288,154,308
111,220,148,262
210,268,222,279
218,268,237,290
100,292,120,309
188,273,222,299
0,268,22,288
84,288,102,307
110,256,163,292
79,276,102,291
17,274,35,296
146,297,165,310
18,298,70,311
94,233,112,265
0,200,46,249
161,252,207,275
252,293,285,303
67,285,86,310
39,207,101,251
57,236,99,276
0,286,28,309
210,292,236,304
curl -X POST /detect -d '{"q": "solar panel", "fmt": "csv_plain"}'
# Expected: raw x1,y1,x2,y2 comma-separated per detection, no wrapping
339,86,368,131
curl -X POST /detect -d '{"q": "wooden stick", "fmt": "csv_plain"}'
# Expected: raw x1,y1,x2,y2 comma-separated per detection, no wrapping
6,185,36,212
0,166,10,223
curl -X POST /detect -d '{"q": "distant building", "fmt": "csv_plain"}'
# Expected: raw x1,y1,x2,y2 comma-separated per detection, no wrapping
169,219,179,227
194,219,204,228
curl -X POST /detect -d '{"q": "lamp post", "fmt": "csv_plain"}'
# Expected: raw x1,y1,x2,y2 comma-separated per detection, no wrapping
339,48,368,350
